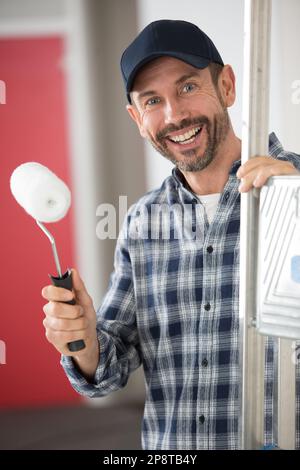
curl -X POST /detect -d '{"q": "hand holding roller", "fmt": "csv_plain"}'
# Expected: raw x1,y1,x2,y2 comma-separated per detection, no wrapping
10,162,85,352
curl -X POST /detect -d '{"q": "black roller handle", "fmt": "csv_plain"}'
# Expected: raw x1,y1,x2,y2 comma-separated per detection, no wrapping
49,269,86,352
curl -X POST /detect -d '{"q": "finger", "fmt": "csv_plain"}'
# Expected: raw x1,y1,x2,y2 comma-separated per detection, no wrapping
237,157,297,179
238,169,267,192
41,285,74,302
238,173,268,192
238,178,252,193
45,328,89,352
252,162,298,185
71,268,93,308
43,301,84,319
239,162,298,192
43,315,88,332
237,157,272,179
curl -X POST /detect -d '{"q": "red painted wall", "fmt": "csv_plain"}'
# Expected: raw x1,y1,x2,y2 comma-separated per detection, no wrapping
0,37,81,407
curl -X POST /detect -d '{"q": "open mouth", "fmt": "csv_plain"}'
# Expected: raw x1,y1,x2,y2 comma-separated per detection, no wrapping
166,126,203,146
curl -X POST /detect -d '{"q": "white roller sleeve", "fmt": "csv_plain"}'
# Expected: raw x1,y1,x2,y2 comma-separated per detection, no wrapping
10,162,71,223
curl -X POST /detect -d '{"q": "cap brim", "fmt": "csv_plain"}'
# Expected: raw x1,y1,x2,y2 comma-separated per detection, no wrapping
126,52,211,103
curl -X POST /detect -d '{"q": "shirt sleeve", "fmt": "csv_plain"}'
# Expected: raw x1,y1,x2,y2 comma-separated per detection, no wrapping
279,151,300,171
60,206,142,398
269,132,300,171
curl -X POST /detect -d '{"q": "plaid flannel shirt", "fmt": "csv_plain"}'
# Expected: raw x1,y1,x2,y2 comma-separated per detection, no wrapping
61,132,300,449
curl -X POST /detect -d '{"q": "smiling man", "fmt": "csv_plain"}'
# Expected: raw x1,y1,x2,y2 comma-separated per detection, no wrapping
126,55,238,196
42,20,300,449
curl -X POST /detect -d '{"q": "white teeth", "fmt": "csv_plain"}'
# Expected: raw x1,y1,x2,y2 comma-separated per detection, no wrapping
178,136,196,145
169,127,201,143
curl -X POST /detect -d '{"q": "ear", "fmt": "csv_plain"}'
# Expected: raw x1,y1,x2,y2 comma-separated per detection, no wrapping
126,104,147,138
218,65,236,107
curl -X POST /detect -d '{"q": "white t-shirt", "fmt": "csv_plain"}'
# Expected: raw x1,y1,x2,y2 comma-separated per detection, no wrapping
196,193,221,224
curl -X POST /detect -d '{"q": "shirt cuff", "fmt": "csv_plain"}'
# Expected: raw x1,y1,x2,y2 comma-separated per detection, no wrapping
60,329,112,396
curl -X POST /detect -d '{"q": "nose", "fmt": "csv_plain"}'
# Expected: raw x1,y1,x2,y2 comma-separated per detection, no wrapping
164,96,190,125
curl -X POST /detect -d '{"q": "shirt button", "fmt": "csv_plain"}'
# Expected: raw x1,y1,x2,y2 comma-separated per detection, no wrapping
204,303,211,311
207,245,213,253
224,192,230,201
201,358,208,367
199,415,205,424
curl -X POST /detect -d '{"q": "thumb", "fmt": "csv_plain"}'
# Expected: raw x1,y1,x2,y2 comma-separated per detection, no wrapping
70,268,93,308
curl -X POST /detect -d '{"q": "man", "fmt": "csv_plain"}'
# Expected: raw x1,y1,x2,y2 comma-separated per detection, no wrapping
42,20,300,449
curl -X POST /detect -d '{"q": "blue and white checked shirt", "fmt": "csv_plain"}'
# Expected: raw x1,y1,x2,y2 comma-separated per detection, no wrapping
61,133,300,449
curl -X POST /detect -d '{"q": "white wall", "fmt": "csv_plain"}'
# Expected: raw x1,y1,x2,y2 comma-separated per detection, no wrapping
136,0,245,191
270,0,300,154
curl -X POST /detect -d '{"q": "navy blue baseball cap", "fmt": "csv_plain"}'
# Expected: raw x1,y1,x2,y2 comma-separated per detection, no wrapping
121,19,224,103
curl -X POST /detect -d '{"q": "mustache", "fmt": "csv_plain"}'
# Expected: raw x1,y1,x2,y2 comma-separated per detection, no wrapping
156,116,210,141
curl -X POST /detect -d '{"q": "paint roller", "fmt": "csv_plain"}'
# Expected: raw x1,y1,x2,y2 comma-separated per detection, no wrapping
10,162,85,352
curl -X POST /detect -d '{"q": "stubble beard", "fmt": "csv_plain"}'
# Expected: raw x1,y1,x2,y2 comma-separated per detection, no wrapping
149,105,230,173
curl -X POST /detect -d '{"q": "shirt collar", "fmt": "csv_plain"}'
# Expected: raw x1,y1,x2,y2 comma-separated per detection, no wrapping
171,159,241,193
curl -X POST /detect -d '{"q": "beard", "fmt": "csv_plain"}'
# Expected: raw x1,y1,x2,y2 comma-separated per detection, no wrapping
148,105,230,172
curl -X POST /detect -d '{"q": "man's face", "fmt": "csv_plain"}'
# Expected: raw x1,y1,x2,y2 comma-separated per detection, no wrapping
127,57,234,173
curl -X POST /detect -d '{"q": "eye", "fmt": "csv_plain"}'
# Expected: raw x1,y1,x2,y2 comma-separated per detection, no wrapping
182,83,196,94
145,96,161,107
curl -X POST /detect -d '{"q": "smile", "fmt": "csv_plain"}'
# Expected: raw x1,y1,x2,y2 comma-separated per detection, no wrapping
167,126,202,145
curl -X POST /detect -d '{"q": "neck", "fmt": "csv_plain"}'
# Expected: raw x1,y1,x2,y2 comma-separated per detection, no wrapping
181,129,241,195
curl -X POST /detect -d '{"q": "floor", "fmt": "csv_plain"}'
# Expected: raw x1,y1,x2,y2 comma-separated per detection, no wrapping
0,403,144,450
